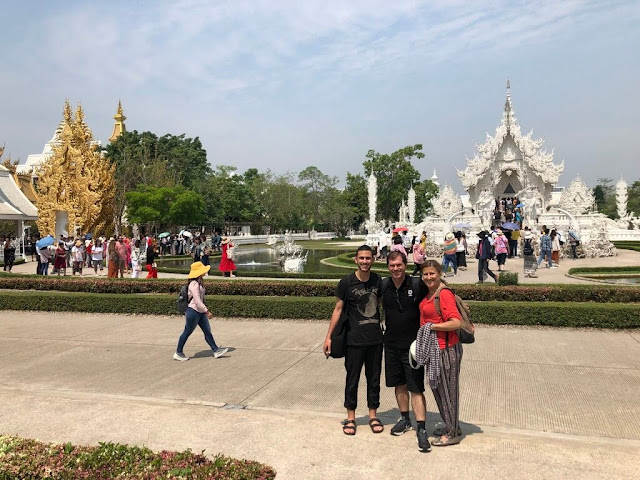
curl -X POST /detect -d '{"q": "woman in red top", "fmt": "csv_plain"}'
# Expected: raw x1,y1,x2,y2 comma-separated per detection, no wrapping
419,259,464,446
54,242,67,276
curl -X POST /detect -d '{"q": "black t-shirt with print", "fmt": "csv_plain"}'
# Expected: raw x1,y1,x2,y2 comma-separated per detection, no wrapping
382,275,427,349
336,272,383,347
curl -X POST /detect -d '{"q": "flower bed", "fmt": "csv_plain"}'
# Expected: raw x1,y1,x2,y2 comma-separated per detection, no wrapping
1,291,639,328
1,273,639,302
0,435,275,479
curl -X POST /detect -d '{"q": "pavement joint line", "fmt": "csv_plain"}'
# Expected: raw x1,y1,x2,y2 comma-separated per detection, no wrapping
237,342,325,405
3,384,639,449
629,332,640,345
0,339,61,360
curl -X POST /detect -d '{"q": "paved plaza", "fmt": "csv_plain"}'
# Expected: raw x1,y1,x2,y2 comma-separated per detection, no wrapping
0,312,639,479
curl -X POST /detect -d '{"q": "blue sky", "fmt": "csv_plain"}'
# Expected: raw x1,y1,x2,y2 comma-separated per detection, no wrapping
1,0,638,191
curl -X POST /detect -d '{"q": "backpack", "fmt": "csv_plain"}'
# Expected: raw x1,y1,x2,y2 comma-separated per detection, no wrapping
433,286,475,344
176,283,192,314
523,238,534,256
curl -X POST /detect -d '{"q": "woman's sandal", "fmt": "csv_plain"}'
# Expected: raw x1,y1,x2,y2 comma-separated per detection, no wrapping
433,426,462,437
432,435,461,447
368,417,384,434
342,419,357,436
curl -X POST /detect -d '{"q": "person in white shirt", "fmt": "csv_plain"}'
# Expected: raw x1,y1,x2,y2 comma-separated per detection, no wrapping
91,239,104,274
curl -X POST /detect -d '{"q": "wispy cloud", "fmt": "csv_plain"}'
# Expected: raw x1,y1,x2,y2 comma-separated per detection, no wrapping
16,0,634,102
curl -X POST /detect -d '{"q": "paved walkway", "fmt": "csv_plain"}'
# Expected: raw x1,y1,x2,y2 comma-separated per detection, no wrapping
7,248,640,283
0,312,638,479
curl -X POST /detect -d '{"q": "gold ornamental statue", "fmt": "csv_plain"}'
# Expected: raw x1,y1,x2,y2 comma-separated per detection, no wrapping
35,100,116,237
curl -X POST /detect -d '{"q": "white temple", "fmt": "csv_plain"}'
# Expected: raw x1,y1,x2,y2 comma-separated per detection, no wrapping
365,81,640,255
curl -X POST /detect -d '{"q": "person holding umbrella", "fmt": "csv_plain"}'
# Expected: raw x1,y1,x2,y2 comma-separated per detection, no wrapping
36,235,54,276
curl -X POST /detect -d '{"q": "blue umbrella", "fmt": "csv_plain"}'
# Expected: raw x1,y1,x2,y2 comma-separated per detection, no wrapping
501,222,520,231
516,203,525,208
84,233,93,240
36,235,54,249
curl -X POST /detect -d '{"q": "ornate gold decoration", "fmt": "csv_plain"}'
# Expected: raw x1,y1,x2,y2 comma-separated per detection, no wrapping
108,100,127,143
35,100,116,236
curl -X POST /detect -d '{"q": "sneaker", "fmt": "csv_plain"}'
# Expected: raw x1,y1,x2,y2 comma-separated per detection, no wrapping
390,417,413,436
173,352,189,361
213,347,229,359
417,428,431,452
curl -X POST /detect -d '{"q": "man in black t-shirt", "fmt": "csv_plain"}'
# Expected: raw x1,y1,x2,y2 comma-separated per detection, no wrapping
382,251,430,452
323,245,384,436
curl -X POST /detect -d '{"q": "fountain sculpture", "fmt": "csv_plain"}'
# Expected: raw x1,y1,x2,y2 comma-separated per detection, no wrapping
272,231,308,273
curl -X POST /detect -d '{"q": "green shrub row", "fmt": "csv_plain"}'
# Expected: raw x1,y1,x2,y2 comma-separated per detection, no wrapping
613,241,640,252
1,291,638,328
568,266,640,274
0,435,275,480
1,273,639,302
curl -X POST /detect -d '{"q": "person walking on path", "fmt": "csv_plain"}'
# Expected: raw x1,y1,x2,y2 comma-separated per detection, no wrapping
442,232,458,276
522,228,538,278
494,229,510,272
411,234,426,276
71,240,84,276
3,236,17,272
455,232,468,271
419,260,464,446
173,262,228,361
107,238,118,278
218,237,236,277
54,242,67,276
39,245,52,276
91,239,104,275
130,239,142,278
550,229,561,267
391,235,407,257
537,229,553,269
145,240,158,278
382,251,431,452
476,231,497,283
323,245,384,436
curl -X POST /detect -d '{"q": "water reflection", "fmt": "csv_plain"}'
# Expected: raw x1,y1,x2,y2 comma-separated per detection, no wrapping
159,245,350,273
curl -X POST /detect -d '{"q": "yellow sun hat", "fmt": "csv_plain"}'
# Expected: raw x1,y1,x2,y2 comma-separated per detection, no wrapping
188,261,211,279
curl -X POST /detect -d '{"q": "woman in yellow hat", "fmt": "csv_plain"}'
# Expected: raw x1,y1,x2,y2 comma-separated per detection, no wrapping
173,261,228,361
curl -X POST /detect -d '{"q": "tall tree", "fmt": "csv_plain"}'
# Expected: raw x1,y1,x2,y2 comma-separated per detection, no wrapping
298,166,337,229
342,172,368,229
320,188,357,236
125,186,204,231
627,180,640,217
362,145,426,221
593,178,616,218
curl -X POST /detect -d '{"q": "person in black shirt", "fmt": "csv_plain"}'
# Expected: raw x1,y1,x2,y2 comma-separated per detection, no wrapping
382,251,430,452
323,245,384,436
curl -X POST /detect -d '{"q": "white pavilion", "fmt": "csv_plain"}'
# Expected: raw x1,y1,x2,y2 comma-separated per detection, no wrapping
0,164,38,260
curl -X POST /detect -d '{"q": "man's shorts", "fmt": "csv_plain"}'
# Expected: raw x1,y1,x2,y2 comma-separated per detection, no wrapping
384,345,425,393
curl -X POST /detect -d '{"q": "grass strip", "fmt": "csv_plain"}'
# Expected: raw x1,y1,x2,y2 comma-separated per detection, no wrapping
0,435,275,480
1,291,639,328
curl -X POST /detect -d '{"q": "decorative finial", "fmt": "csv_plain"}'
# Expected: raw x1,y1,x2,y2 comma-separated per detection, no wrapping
117,100,123,116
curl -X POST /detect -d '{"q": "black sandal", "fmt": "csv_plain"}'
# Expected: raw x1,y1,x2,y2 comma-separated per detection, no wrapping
368,417,384,434
342,419,357,436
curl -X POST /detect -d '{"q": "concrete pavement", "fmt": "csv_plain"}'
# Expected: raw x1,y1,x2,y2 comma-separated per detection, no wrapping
1,312,639,479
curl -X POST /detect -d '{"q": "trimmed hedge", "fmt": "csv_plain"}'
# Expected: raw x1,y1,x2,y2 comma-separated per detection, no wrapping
0,291,639,328
613,241,640,252
1,273,639,302
568,266,640,274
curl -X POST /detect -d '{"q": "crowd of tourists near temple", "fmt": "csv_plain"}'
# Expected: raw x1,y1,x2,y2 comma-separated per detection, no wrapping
25,230,232,278
323,245,474,453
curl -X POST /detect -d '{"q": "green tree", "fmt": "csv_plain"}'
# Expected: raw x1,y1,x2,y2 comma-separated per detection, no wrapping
342,173,368,229
261,172,305,232
363,145,426,221
593,178,616,218
414,179,439,219
627,180,640,217
156,134,211,189
298,166,337,229
125,186,204,231
320,188,356,236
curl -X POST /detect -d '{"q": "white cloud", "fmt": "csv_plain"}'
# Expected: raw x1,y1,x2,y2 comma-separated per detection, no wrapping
22,0,636,102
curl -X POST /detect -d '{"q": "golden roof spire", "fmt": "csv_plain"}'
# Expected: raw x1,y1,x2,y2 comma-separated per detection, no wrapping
109,100,127,143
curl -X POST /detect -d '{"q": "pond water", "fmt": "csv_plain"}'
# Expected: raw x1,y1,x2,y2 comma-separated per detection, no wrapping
158,245,351,273
593,276,640,285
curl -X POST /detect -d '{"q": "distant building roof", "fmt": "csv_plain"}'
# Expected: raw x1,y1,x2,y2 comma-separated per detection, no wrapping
0,164,38,220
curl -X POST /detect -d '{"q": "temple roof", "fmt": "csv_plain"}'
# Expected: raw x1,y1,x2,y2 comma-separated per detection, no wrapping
457,82,564,191
0,165,38,220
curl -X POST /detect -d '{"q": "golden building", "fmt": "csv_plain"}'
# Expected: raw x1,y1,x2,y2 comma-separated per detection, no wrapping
109,100,127,143
35,100,116,237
